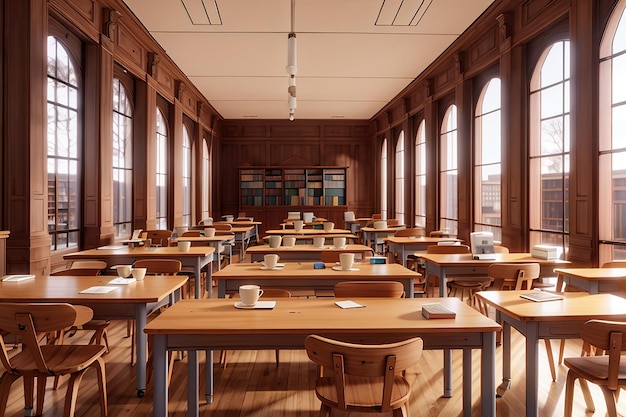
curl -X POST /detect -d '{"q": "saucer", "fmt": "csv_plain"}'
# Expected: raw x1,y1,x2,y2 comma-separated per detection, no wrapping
334,245,347,249
234,301,276,309
332,266,360,271
260,263,285,270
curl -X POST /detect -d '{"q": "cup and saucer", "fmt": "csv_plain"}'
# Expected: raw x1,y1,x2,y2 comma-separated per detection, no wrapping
260,263,285,270
259,254,284,270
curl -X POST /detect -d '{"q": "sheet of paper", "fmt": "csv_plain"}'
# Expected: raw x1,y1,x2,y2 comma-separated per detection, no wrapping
80,286,118,294
107,277,137,285
2,274,35,282
335,300,365,309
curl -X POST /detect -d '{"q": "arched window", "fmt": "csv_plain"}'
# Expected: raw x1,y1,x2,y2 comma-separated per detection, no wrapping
529,41,570,256
474,78,502,241
112,77,133,238
47,35,81,251
395,131,405,224
414,120,426,227
182,124,193,227
599,0,626,262
440,105,458,234
381,139,388,219
155,108,169,229
201,137,211,220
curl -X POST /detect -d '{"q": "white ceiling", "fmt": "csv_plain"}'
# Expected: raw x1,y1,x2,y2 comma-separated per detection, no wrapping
122,0,495,120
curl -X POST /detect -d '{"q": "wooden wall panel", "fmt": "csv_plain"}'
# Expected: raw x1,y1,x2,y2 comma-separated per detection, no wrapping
115,20,147,77
270,144,320,166
48,0,99,41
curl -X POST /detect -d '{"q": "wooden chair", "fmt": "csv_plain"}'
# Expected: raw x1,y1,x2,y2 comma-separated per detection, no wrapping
393,228,425,238
424,244,471,297
0,302,107,417
334,281,406,298
304,334,423,417
221,289,292,368
387,219,400,227
563,319,626,417
143,229,172,247
68,260,108,271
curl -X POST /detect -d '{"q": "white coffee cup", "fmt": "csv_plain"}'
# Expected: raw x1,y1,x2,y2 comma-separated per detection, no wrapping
269,235,282,248
131,267,147,281
204,227,216,237
339,253,355,270
178,241,191,252
313,237,325,248
116,265,132,278
323,222,335,232
374,220,387,229
292,220,304,232
283,236,296,247
239,284,264,306
333,237,346,249
264,254,279,269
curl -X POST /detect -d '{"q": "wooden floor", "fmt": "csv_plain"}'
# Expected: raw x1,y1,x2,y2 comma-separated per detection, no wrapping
1,303,625,416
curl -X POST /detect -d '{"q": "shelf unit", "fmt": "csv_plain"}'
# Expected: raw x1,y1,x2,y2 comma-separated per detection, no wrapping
239,167,346,207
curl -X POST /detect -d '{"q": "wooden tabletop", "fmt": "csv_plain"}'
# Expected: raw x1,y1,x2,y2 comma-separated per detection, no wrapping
246,244,373,254
64,245,215,260
172,235,234,243
361,226,406,233
0,274,189,303
144,297,500,335
419,252,569,266
384,236,461,244
553,267,626,279
265,228,352,235
216,226,254,234
475,291,626,321
213,261,419,280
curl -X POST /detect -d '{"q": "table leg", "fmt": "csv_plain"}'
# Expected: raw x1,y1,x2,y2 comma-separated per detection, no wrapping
152,335,168,417
462,349,472,417
187,351,199,417
497,318,511,397
205,350,214,403
526,323,539,417
481,331,496,417
134,304,147,396
443,348,452,397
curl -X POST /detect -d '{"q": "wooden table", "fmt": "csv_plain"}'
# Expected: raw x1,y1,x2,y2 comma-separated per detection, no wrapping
385,236,461,267
215,225,254,259
360,226,406,253
0,274,188,397
475,291,626,417
246,243,374,262
554,267,626,294
171,234,235,270
145,297,500,417
63,245,214,298
265,228,352,236
420,252,570,297
213,262,421,298
213,220,261,244
261,233,359,244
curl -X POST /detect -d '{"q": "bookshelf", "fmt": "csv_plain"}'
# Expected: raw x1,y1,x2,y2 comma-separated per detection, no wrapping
239,167,346,207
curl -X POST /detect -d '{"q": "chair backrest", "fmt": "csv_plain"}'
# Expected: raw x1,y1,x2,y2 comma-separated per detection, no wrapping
579,320,626,390
181,230,201,237
344,211,355,221
426,244,471,254
487,263,540,290
334,281,406,298
69,260,108,270
132,259,182,275
387,219,400,227
371,213,382,220
602,261,626,268
51,268,102,276
394,228,425,238
320,251,341,264
0,303,90,373
494,245,510,254
304,335,423,412
213,223,232,231
198,217,213,226
143,229,172,247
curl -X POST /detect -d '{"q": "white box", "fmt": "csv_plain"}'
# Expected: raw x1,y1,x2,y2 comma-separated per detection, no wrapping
531,245,558,260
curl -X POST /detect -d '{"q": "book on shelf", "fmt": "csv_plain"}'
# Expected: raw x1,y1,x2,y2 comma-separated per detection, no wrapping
421,303,456,319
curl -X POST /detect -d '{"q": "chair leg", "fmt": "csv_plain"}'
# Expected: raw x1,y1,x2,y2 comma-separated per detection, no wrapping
563,371,576,417
558,339,566,364
36,376,47,415
23,376,34,412
220,350,228,368
63,369,89,417
92,357,108,417
578,379,595,412
0,373,20,417
600,386,618,417
543,339,557,381
275,349,280,367
129,321,136,367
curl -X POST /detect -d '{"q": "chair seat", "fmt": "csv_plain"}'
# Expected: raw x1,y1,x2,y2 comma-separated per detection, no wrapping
315,375,411,411
564,355,626,382
9,345,107,375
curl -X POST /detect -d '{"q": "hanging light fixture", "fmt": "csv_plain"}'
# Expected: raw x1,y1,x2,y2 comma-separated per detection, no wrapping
286,0,297,121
